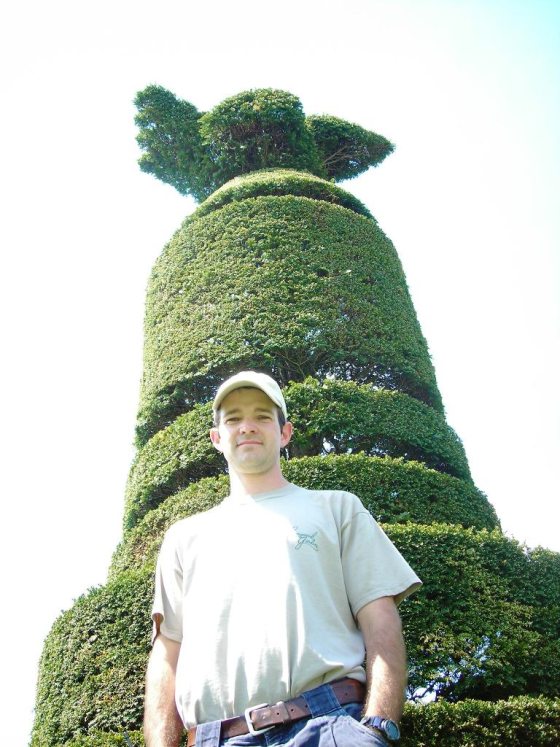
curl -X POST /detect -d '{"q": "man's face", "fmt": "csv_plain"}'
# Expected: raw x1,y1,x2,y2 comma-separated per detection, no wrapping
210,387,293,476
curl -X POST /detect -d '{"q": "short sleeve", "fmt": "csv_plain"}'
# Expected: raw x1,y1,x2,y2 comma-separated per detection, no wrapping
151,527,184,645
340,499,422,617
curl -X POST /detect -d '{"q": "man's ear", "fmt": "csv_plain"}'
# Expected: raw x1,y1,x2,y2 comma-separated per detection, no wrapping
209,427,223,452
280,421,294,449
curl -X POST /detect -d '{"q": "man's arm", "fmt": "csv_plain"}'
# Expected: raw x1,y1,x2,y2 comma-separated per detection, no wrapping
356,595,407,722
144,631,184,747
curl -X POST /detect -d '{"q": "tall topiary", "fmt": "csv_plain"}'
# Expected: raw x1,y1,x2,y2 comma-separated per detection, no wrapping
32,88,560,746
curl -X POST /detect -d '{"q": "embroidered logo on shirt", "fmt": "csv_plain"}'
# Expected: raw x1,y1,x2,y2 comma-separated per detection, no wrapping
294,528,319,551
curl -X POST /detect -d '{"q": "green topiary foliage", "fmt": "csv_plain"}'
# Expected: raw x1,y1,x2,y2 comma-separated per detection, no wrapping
134,87,394,199
283,456,496,530
31,570,153,747
191,168,373,221
306,114,394,181
137,188,442,443
524,546,560,607
51,697,560,747
113,457,497,578
61,732,147,747
391,524,560,702
400,696,560,746
123,403,223,531
33,86,560,744
198,89,325,187
513,547,560,696
286,378,470,478
35,523,558,746
111,476,230,579
124,379,473,531
134,85,209,201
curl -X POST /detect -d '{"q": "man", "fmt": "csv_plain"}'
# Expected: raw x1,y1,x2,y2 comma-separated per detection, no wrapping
144,371,421,746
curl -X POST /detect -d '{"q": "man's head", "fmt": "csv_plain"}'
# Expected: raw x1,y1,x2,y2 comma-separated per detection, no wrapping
212,371,288,426
210,372,292,481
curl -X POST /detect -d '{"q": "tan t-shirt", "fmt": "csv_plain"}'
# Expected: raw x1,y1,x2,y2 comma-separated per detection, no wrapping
152,483,421,727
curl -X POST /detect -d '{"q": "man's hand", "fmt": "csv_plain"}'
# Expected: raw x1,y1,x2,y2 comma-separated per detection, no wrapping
357,596,407,723
144,632,183,747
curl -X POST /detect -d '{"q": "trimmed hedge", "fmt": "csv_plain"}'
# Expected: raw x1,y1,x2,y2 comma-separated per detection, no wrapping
125,379,473,530
56,697,560,746
286,378,471,479
113,475,230,578
134,86,393,201
284,455,493,529
134,85,208,201
400,696,560,746
137,192,442,443
123,402,224,531
197,89,324,190
35,523,559,746
306,114,394,182
391,524,560,701
34,85,559,745
63,732,145,747
31,570,153,747
189,168,373,221
118,454,496,575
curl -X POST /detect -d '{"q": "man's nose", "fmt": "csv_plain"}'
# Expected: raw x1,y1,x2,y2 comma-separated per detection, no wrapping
239,419,257,432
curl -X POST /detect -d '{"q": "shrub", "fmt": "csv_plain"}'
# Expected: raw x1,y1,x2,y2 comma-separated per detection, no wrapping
31,570,152,746
114,456,497,577
137,192,441,442
400,696,560,746
126,376,476,530
190,168,372,221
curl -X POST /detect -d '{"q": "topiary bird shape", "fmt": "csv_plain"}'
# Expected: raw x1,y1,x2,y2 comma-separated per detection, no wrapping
134,86,394,202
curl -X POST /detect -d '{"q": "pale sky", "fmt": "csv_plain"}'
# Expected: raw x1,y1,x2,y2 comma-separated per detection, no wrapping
1,1,559,743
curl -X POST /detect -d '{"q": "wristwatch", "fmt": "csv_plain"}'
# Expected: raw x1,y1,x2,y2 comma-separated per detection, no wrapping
360,716,401,743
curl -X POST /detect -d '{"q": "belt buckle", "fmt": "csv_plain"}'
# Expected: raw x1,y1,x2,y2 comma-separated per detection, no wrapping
244,703,275,735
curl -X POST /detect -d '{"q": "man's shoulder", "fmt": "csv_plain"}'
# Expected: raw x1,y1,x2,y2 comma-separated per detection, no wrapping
164,502,226,539
291,485,366,515
296,485,362,502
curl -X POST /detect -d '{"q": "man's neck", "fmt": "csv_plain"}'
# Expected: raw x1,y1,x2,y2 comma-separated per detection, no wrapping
228,468,289,498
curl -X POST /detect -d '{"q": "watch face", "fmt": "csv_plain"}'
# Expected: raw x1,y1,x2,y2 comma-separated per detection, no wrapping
383,719,401,741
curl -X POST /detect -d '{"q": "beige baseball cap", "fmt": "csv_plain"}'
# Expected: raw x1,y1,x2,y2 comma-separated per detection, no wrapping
212,371,288,419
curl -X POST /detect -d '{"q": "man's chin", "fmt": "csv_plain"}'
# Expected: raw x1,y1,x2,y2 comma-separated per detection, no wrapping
233,458,273,474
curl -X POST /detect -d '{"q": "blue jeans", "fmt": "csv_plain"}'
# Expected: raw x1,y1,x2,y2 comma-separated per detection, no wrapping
194,683,388,747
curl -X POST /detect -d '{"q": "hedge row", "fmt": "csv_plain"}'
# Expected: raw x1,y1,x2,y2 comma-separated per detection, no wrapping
116,454,496,576
31,569,153,747
286,378,470,479
188,168,372,222
34,526,560,745
124,402,223,530
283,455,492,529
400,696,560,746
62,732,145,747
114,516,560,701
126,380,469,530
393,524,560,701
114,475,229,577
63,697,560,747
197,89,323,193
137,192,441,442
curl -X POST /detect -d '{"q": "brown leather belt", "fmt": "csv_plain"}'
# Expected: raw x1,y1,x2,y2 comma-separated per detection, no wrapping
186,677,364,747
